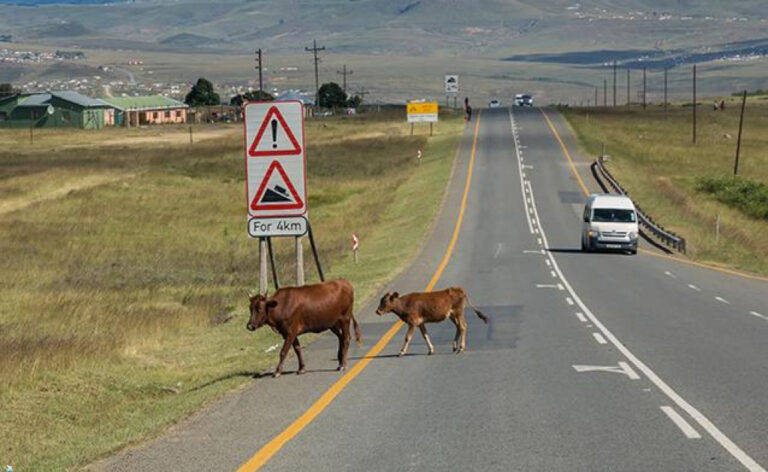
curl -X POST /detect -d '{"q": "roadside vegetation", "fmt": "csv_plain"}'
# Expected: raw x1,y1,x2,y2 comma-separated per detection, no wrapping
563,99,768,275
0,110,464,470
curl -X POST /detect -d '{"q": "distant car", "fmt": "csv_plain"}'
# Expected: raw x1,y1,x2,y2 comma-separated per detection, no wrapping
581,194,639,255
515,94,534,107
488,99,502,108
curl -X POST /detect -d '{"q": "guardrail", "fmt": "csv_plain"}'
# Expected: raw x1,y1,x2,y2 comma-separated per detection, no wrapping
593,155,687,254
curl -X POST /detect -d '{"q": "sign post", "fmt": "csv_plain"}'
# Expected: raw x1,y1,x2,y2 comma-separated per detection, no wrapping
245,101,308,293
351,233,359,264
445,75,459,109
407,102,438,136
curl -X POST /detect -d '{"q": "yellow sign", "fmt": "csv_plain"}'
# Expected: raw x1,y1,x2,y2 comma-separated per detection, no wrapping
407,102,438,123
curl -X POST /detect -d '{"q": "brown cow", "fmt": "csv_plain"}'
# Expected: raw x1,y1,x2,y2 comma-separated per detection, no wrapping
247,279,360,378
375,287,487,356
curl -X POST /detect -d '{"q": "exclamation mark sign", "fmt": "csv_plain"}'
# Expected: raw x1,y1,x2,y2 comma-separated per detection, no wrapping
271,119,278,149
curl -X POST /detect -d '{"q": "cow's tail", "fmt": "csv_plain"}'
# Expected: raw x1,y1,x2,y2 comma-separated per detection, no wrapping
352,315,362,346
465,293,489,324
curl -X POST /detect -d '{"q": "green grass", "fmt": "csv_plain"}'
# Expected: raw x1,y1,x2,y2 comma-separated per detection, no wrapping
0,109,464,470
696,176,768,220
563,100,768,274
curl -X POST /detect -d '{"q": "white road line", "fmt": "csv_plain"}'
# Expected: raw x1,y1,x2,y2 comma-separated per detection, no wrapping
661,406,702,439
593,332,607,344
750,311,768,321
545,259,552,267
534,228,540,234
529,207,535,214
575,312,587,322
715,296,730,305
665,271,677,278
536,284,559,289
537,237,543,245
493,243,503,259
558,283,565,291
688,284,702,292
512,108,765,472
618,361,641,380
510,112,534,235
565,297,574,306
550,270,557,278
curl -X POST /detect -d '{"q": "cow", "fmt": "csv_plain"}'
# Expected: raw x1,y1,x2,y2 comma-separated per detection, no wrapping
375,287,488,356
246,279,360,378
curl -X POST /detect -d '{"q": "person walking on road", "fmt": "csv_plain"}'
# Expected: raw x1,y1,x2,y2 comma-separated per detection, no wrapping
464,97,472,122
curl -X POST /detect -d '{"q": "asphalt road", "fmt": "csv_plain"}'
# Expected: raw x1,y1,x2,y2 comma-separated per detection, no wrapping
98,108,768,472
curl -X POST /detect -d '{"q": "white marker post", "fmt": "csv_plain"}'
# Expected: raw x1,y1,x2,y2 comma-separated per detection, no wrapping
417,149,423,165
351,233,359,264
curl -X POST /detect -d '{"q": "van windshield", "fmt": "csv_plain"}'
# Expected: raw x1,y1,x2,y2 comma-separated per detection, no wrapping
592,208,636,223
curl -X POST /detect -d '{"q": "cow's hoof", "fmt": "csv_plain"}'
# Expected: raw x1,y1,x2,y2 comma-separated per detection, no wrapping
297,368,306,375
398,351,405,357
428,350,435,356
337,365,346,372
273,371,282,378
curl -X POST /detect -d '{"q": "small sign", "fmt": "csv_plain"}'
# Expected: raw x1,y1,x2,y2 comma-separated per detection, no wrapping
248,216,308,238
407,102,438,123
445,75,459,94
245,101,307,218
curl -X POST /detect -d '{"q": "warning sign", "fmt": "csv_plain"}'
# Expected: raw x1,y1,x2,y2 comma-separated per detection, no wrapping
244,101,307,218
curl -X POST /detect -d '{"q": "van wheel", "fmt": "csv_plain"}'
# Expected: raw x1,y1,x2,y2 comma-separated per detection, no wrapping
581,238,587,252
628,248,637,255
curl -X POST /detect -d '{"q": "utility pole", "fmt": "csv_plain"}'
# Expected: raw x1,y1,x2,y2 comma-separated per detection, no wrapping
603,79,607,107
336,64,353,95
613,61,617,107
357,88,370,104
734,90,747,175
626,68,630,106
693,64,697,144
642,67,647,109
305,39,326,107
664,67,669,116
254,49,263,92
594,87,598,107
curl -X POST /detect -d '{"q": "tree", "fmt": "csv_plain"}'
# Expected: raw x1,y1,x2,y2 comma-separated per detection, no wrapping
0,83,18,98
230,90,274,107
185,78,220,107
318,82,347,108
346,94,362,109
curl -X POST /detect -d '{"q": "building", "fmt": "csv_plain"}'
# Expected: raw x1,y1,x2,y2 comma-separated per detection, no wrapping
100,96,188,127
0,91,111,129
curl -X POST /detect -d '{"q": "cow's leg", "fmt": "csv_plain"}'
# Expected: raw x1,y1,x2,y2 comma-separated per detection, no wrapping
418,324,435,355
293,337,306,375
399,324,415,356
338,321,351,371
274,334,295,378
457,314,468,353
449,314,461,352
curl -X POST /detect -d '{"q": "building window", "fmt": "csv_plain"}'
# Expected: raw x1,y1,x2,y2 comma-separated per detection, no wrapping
31,110,40,120
153,111,159,120
62,111,71,123
164,110,170,118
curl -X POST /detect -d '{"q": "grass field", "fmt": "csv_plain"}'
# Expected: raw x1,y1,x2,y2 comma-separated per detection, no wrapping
0,109,464,470
563,99,768,275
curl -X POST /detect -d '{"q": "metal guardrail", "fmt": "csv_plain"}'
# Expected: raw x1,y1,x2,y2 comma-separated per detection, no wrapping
593,155,687,254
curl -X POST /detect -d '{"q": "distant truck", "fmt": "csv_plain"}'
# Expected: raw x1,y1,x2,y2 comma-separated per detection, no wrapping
514,94,534,107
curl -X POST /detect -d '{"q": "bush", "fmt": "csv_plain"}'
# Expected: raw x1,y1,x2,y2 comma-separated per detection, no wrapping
696,176,768,219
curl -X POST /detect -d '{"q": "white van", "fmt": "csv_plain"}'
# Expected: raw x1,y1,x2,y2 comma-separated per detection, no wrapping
581,194,639,254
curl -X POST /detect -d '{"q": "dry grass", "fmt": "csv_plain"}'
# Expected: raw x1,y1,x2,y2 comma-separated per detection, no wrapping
563,99,768,274
0,109,464,469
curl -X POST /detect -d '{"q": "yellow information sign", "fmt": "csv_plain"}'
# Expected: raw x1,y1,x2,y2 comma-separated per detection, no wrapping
407,102,438,123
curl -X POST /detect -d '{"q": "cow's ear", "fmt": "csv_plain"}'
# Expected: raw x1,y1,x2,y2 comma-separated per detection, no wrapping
266,300,278,310
391,292,399,299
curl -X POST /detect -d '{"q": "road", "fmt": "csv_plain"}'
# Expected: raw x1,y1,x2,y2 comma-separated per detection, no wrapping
99,108,768,471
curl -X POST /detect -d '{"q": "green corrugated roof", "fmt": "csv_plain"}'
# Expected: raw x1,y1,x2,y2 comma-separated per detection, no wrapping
99,95,188,111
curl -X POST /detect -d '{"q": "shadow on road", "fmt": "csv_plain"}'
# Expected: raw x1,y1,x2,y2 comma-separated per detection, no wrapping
187,370,263,392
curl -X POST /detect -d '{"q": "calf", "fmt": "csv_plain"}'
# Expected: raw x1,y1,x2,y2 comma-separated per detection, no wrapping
376,287,487,356
247,279,360,377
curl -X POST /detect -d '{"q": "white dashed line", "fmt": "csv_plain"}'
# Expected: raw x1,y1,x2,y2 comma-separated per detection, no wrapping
618,362,641,380
715,297,730,305
750,311,768,321
545,259,552,267
575,312,587,323
592,332,607,344
661,406,702,439
664,271,677,278
565,297,574,306
550,270,557,278
557,283,565,291
537,238,543,245
688,284,702,292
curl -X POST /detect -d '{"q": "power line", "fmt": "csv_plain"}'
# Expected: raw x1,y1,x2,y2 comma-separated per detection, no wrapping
305,39,326,107
336,64,353,95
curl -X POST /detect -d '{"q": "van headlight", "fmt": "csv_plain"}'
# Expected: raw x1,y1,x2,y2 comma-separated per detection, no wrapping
629,232,638,240
588,230,599,238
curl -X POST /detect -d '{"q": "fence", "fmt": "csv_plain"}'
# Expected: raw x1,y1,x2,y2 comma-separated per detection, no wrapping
592,155,687,253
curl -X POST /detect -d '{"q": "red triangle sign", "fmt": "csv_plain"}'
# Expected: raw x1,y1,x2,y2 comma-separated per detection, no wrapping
248,106,302,157
250,160,304,211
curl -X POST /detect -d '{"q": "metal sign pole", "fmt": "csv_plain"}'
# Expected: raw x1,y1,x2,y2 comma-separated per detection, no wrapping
259,237,268,295
296,236,305,286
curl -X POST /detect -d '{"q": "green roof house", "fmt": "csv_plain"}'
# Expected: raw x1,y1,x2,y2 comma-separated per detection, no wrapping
0,91,111,129
99,95,188,127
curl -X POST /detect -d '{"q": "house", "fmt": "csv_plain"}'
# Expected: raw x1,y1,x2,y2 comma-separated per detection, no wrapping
0,91,111,129
99,95,188,126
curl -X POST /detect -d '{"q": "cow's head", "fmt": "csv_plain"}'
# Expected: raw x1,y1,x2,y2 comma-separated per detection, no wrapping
375,292,399,315
246,293,277,331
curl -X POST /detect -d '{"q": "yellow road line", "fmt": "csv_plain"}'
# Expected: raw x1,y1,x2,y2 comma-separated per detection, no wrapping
541,108,767,283
236,112,483,472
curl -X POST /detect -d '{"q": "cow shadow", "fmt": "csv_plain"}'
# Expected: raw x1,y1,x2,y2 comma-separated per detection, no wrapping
187,370,263,392
250,367,341,378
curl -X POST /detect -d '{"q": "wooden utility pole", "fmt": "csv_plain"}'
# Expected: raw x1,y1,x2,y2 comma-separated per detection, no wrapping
734,90,747,175
357,87,370,104
603,79,607,107
336,64,353,95
693,64,697,144
305,40,326,106
626,68,630,106
664,67,668,116
642,67,647,109
613,61,617,107
255,49,263,92
594,87,598,107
